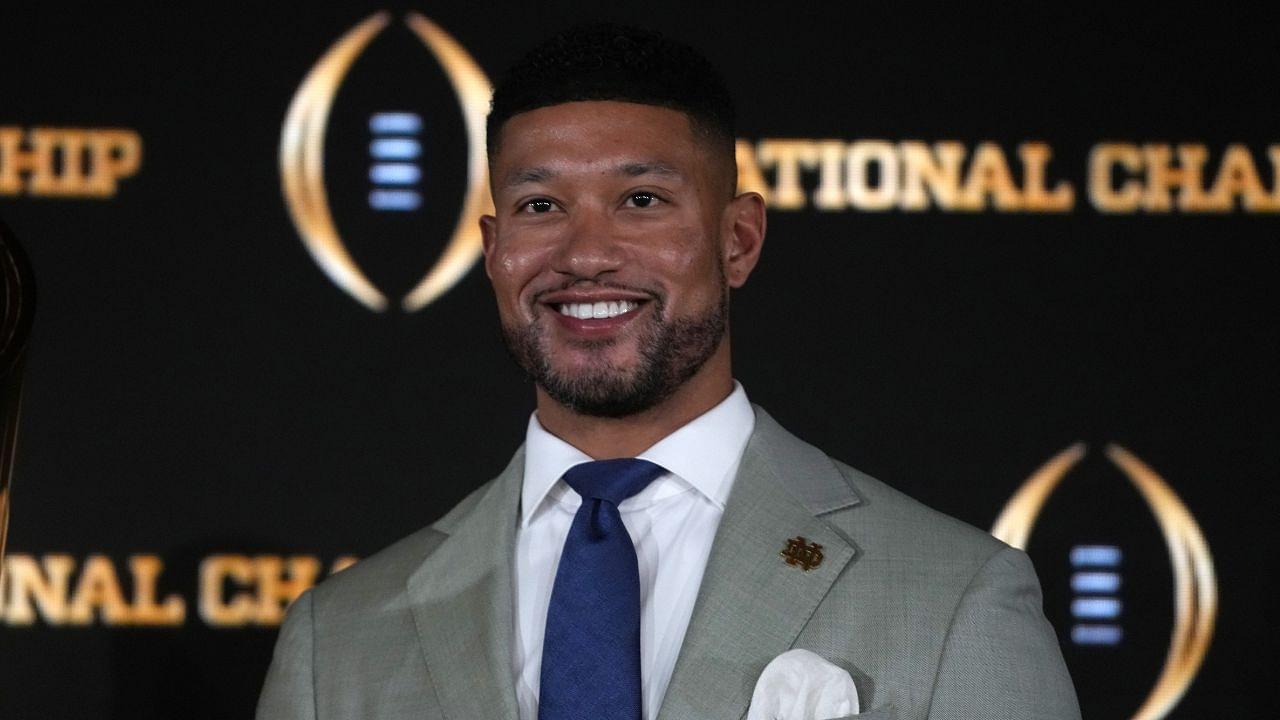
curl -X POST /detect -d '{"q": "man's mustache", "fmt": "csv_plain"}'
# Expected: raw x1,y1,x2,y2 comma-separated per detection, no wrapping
531,278,664,306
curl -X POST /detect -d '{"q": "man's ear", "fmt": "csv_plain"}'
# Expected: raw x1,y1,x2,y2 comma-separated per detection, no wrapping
480,214,497,280
722,192,766,288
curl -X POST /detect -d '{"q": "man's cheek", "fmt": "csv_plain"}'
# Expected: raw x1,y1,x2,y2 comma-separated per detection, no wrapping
494,251,522,277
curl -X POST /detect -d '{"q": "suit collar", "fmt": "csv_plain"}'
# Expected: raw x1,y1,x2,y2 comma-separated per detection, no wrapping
407,448,524,720
403,406,866,720
740,405,862,516
656,406,863,720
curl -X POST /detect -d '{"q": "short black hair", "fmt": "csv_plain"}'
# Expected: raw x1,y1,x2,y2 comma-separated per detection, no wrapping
486,23,736,182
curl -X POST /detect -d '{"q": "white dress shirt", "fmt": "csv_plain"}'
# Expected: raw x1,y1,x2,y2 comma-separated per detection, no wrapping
513,382,755,720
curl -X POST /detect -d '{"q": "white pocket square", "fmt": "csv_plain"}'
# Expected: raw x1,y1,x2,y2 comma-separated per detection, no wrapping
745,648,860,720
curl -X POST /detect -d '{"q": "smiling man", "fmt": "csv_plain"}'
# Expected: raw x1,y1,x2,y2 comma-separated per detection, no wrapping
258,24,1080,720
484,98,757,457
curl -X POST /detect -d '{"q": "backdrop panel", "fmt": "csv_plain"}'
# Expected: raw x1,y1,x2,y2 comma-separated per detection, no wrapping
1,4,1275,718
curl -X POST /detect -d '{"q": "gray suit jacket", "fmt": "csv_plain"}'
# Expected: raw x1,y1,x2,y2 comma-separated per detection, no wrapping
257,407,1081,720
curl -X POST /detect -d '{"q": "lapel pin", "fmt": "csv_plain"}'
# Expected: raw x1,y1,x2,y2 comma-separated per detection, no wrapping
780,536,824,571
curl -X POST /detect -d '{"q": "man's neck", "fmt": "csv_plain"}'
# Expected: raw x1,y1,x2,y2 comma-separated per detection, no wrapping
534,350,735,459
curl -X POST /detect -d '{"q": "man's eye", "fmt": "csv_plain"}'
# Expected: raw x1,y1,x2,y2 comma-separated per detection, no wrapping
522,199,557,213
625,192,659,208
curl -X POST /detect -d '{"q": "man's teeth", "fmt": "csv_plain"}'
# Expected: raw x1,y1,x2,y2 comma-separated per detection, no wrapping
557,300,640,319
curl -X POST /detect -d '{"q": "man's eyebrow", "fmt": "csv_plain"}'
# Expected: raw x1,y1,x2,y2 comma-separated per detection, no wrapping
504,166,557,188
619,161,682,179
502,162,682,188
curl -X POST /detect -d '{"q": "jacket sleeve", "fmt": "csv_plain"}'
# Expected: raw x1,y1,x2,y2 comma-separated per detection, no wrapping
926,546,1082,720
256,589,318,720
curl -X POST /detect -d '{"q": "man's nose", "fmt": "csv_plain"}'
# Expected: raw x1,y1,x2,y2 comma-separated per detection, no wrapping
552,208,624,279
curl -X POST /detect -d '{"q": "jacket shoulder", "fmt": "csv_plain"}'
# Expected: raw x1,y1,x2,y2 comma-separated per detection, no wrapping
830,458,1007,567
307,476,498,612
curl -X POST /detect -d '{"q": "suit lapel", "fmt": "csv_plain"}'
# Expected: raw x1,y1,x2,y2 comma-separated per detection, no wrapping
656,408,862,720
407,449,524,720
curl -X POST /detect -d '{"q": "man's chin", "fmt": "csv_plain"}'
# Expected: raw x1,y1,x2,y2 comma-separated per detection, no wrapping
534,362,668,418
539,378,667,419
543,340,640,374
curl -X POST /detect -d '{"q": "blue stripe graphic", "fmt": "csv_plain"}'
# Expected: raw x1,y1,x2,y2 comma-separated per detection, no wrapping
1071,571,1121,593
370,138,421,160
1072,597,1123,619
1072,624,1124,645
1070,545,1122,567
369,190,422,211
370,163,422,185
369,112,423,134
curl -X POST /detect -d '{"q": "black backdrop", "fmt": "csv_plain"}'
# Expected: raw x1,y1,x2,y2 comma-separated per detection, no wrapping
1,3,1276,718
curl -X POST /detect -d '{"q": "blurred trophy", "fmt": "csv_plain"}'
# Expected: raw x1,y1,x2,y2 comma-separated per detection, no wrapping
0,217,36,583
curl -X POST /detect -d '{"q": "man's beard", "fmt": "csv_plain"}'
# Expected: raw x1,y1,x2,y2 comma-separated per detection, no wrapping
501,285,729,418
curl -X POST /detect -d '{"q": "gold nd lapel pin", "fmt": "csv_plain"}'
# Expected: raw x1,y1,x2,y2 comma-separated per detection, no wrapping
781,536,824,571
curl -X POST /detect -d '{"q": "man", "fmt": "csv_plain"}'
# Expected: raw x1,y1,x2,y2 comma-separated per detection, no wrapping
258,24,1081,720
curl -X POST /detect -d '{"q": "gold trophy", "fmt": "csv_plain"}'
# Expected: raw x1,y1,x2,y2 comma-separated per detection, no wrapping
0,217,35,583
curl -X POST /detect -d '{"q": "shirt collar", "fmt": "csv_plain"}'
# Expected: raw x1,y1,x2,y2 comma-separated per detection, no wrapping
520,381,754,527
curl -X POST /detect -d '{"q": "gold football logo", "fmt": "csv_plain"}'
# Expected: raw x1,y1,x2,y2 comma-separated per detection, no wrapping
280,12,492,312
992,444,1217,720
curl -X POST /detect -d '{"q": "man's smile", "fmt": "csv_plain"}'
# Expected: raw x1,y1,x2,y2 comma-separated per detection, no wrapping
543,298,653,338
536,287,656,337
554,299,642,320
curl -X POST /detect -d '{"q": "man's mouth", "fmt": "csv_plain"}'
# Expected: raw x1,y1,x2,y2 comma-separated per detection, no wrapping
553,300,643,320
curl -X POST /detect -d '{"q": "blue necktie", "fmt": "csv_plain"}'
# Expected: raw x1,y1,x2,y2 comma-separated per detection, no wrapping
538,458,666,720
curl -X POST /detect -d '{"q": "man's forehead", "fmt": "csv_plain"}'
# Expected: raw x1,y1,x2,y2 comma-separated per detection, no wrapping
492,101,699,152
487,100,734,196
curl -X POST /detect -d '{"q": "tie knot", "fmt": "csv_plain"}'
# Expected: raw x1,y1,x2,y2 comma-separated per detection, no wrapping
562,458,665,505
